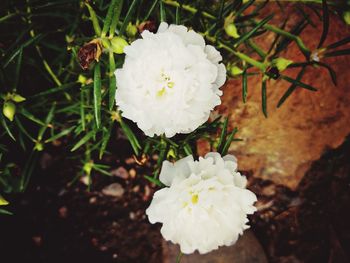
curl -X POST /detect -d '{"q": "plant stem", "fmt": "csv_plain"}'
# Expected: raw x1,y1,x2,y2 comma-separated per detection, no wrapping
26,1,62,86
162,0,216,20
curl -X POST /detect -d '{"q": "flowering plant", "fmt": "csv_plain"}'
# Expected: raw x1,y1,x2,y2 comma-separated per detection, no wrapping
147,152,257,254
1,0,350,259
115,22,226,137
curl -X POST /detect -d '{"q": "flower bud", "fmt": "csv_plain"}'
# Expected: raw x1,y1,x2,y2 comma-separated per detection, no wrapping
225,23,240,39
11,93,26,103
83,161,93,175
229,66,243,77
78,39,102,70
272,57,293,72
344,11,350,25
126,23,138,38
34,141,44,151
0,195,9,206
110,37,128,54
3,101,16,121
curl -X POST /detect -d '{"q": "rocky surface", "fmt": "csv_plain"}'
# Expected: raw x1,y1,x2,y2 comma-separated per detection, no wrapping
216,3,350,189
162,230,268,263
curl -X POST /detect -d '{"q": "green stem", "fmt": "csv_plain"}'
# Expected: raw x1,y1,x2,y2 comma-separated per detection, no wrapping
176,252,183,263
262,23,310,57
165,0,311,58
162,0,215,20
26,2,62,86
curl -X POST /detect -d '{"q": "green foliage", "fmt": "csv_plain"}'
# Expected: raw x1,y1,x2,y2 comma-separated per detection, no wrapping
0,0,349,210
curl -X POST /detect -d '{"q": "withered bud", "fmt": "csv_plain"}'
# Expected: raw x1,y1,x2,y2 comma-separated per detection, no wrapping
78,39,102,70
133,154,149,166
137,21,157,34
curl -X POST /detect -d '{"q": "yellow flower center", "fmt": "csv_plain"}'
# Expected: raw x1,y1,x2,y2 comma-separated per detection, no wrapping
191,194,199,204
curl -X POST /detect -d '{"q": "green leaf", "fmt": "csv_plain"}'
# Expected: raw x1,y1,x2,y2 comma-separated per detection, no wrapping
144,0,159,21
45,126,75,143
261,80,267,118
80,89,86,131
93,63,102,129
101,0,118,37
221,127,238,156
317,0,329,48
0,112,16,141
0,13,16,23
314,61,337,86
108,51,117,110
0,208,13,215
14,47,23,90
235,0,254,18
144,175,164,187
2,34,43,68
175,6,180,24
20,151,38,192
71,130,95,152
37,102,56,141
234,14,273,47
15,117,35,142
327,36,350,50
30,81,77,98
160,1,166,22
99,124,112,159
18,108,45,126
119,119,141,155
85,3,101,36
92,164,111,176
183,143,193,156
217,117,228,153
119,0,139,35
109,0,124,37
324,48,350,57
277,66,306,108
281,75,318,91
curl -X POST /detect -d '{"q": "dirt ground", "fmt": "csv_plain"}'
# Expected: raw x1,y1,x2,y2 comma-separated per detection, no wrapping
0,134,349,263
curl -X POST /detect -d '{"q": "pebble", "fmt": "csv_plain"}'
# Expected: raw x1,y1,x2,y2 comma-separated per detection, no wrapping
58,206,68,218
111,167,129,179
89,196,97,204
129,168,136,178
80,175,90,186
125,157,135,165
102,183,125,198
129,212,136,220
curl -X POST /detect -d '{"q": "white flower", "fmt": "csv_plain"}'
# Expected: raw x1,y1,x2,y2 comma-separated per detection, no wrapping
146,152,257,254
115,23,226,138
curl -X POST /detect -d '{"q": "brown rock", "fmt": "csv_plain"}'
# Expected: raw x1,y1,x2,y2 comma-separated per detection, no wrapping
102,183,125,198
111,167,129,179
215,3,350,189
162,230,268,263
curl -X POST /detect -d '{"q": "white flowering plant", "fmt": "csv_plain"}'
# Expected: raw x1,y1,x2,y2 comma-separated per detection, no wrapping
1,0,350,256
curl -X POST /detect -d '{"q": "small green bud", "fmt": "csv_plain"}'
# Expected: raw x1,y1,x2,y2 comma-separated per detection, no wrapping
11,93,26,103
83,161,93,175
344,11,350,25
78,74,87,85
225,23,240,39
0,195,9,206
229,66,243,77
272,57,293,72
126,23,138,38
110,37,128,54
167,148,176,159
34,141,44,151
3,101,16,121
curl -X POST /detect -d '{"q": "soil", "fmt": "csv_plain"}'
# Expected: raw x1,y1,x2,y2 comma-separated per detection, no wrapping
1,135,350,263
